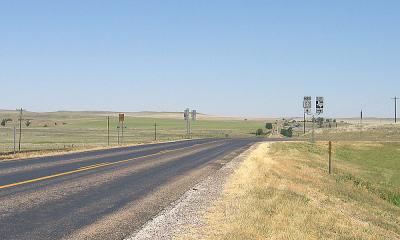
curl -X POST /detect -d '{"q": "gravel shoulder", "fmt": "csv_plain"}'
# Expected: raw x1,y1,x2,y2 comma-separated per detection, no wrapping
127,143,260,240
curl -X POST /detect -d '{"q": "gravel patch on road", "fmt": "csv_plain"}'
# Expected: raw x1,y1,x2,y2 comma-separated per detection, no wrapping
126,143,259,240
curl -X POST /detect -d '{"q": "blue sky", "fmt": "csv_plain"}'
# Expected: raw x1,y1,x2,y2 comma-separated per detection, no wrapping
1,1,399,118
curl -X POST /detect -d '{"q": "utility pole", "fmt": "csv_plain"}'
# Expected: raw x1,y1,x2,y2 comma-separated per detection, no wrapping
360,109,363,139
107,116,110,146
154,122,157,141
18,108,22,152
303,96,311,135
393,97,398,123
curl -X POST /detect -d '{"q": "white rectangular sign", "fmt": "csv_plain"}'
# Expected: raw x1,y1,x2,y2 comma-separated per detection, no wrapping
316,96,324,114
184,108,190,120
191,110,197,121
303,96,312,114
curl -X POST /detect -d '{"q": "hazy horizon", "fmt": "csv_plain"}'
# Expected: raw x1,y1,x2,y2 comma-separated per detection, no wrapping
0,108,397,120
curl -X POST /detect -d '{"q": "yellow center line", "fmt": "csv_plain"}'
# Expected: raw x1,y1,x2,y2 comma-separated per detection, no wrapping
0,142,217,190
78,162,112,170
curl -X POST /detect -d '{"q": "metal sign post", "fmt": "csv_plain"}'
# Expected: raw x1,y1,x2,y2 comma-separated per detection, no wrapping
184,109,197,139
191,110,197,138
314,97,324,142
303,96,312,134
184,108,190,138
118,113,125,145
117,126,120,145
312,115,315,142
303,97,324,142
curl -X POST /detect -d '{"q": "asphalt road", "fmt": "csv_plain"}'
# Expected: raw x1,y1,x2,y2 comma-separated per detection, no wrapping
0,138,271,240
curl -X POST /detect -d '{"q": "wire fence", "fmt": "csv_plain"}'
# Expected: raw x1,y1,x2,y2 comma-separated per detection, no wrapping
0,124,242,154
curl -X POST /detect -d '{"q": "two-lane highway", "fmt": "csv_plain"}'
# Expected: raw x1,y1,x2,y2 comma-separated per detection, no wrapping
0,138,266,240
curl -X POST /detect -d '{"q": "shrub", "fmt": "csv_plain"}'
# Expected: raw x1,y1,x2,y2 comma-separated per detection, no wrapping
265,123,273,129
280,127,293,137
316,117,324,128
256,128,264,136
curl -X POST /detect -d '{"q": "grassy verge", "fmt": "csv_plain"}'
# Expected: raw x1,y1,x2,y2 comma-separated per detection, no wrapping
0,140,168,161
182,141,400,239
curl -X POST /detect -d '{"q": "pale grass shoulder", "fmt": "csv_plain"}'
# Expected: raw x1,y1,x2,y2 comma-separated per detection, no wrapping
180,141,400,239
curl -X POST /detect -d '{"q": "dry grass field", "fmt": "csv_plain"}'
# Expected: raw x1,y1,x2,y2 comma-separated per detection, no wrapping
0,110,272,156
298,119,400,142
182,141,400,239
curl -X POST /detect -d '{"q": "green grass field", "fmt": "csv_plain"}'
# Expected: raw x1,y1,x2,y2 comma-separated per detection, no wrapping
0,111,268,153
292,141,400,207
333,142,400,206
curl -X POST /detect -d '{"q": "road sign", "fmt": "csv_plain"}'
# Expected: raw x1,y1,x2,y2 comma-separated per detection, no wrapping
316,97,324,114
303,96,311,108
119,113,125,122
191,110,197,121
184,108,190,120
303,96,312,115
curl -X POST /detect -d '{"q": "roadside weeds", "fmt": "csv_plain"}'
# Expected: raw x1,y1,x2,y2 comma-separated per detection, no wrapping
179,142,400,240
